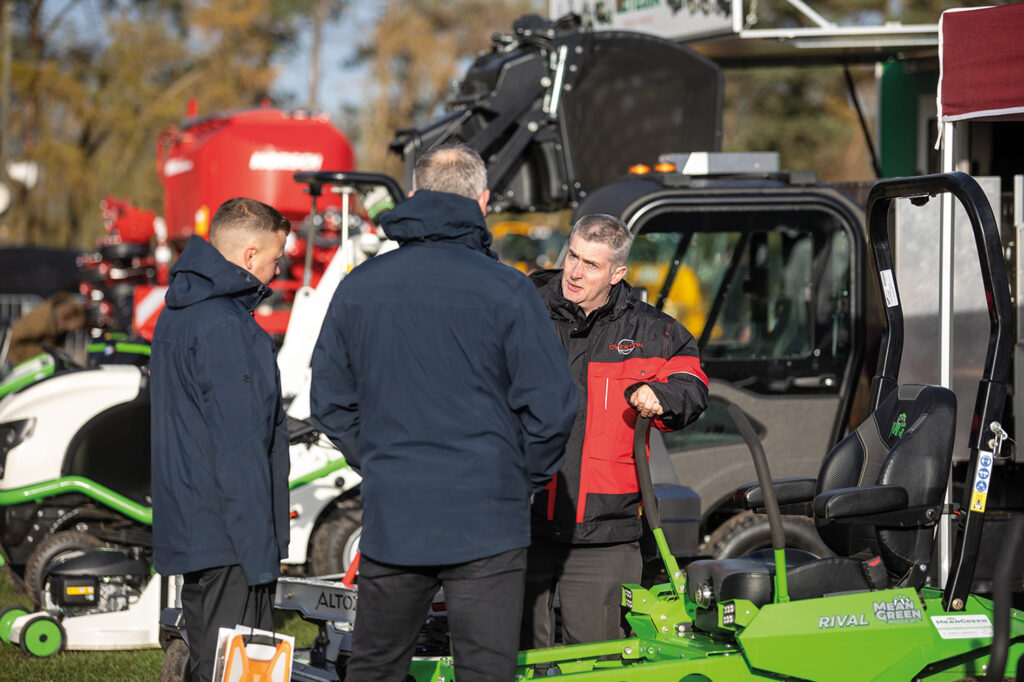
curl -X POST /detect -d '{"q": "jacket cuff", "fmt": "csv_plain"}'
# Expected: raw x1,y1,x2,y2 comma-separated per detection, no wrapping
623,381,646,403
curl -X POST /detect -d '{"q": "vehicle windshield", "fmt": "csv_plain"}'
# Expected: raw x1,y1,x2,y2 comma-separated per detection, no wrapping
628,203,855,449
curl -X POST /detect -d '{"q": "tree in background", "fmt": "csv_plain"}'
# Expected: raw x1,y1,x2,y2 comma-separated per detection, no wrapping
0,0,302,248
352,0,542,178
723,66,877,181
0,0,1006,247
720,0,997,181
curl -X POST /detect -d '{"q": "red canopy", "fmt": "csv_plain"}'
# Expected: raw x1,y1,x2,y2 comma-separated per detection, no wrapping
938,3,1024,123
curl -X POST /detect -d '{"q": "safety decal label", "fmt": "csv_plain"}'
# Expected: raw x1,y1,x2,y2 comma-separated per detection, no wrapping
969,451,994,513
880,269,899,307
930,614,993,640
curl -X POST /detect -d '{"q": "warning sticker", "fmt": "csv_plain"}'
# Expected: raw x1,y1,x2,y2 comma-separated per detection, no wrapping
931,614,993,640
880,269,899,307
969,451,994,513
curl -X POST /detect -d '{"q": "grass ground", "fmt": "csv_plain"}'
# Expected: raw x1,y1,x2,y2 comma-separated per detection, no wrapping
0,566,318,681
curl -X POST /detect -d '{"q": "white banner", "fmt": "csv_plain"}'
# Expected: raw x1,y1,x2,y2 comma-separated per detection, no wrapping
550,0,733,42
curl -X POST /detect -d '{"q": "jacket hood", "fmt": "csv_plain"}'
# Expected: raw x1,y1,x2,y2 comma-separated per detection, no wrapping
380,190,497,259
531,268,637,325
164,235,271,312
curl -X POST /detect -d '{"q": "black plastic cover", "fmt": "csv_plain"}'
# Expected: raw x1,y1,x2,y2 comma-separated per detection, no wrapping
561,30,722,194
47,547,148,578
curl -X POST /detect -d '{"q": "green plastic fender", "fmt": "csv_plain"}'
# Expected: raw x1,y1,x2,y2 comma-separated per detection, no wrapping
738,587,1024,681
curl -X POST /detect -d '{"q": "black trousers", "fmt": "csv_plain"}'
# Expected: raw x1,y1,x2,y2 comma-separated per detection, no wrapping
520,538,641,649
180,564,276,682
347,548,527,682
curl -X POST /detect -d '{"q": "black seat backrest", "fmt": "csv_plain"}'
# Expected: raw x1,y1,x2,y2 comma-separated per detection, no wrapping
63,379,152,506
814,383,957,578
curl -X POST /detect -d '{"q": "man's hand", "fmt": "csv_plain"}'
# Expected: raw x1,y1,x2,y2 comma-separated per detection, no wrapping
630,384,663,418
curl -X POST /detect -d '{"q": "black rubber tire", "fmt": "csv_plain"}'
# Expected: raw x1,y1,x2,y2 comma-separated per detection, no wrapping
702,510,832,559
309,498,362,577
24,530,104,606
160,637,193,682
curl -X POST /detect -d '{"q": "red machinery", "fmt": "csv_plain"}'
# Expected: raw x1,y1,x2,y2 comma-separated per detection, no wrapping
90,104,356,339
157,105,355,245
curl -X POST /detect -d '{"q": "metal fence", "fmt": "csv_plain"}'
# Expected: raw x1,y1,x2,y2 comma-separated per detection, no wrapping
0,294,43,322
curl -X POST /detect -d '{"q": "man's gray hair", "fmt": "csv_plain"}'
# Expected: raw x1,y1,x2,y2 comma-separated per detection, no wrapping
569,214,634,266
412,144,487,200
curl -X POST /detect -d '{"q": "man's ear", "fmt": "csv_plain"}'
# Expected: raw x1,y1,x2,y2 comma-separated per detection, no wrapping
243,245,258,272
476,189,490,217
610,264,628,285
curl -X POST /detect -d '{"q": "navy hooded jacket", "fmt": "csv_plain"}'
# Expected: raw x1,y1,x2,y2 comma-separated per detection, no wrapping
151,235,290,586
310,190,577,566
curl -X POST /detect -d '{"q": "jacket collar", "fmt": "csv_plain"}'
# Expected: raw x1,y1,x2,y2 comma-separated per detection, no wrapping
379,190,497,260
532,268,635,333
164,235,271,313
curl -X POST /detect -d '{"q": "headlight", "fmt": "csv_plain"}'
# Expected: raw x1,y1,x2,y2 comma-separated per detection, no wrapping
0,418,35,478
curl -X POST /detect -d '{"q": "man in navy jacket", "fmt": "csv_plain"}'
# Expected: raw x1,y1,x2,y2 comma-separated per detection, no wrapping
311,144,577,681
151,198,290,682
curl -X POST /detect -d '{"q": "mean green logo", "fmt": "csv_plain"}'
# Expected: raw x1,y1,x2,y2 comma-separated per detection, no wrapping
890,412,907,438
618,0,660,11
873,596,922,624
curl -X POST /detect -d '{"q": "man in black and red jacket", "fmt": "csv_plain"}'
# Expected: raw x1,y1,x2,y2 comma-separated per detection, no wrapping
521,213,709,649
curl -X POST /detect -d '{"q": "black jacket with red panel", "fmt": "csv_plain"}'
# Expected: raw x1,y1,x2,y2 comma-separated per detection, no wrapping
530,269,709,545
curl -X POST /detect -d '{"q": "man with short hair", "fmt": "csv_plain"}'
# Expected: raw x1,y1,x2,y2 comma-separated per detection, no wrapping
311,144,577,681
522,213,709,649
151,197,291,682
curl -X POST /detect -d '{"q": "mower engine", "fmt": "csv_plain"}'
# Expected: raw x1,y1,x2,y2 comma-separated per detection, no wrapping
42,547,149,618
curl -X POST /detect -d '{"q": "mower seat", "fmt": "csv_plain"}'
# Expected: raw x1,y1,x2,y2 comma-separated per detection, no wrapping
687,383,956,608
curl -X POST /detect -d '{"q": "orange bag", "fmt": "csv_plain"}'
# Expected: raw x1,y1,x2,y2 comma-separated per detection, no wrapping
213,626,294,682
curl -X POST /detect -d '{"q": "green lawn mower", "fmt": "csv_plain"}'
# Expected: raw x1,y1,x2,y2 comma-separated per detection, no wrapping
405,173,1024,681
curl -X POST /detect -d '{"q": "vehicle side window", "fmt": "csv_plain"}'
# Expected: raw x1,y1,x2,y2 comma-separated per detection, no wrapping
701,230,814,359
627,208,852,393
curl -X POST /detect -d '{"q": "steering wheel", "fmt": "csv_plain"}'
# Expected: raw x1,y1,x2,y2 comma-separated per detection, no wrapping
38,343,84,370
